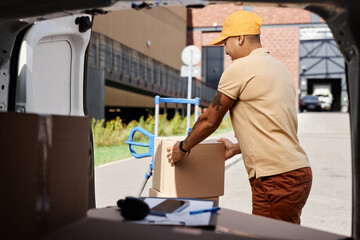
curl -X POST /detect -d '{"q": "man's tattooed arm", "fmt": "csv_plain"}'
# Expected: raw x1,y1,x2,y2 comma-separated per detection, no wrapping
191,115,205,132
183,116,205,150
182,91,234,151
211,91,223,111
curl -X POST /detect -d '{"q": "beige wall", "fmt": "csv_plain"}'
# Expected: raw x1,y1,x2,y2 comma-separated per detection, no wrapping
92,7,187,70
105,86,154,107
105,87,176,108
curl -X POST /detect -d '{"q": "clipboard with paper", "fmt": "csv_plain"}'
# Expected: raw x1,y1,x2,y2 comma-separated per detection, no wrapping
135,197,219,228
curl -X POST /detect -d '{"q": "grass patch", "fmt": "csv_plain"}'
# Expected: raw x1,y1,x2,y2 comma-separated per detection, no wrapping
94,145,148,167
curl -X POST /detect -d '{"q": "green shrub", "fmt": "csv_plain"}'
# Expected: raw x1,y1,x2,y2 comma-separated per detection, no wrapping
92,113,232,147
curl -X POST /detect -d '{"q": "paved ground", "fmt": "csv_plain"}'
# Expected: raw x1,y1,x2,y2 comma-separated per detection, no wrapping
298,112,351,236
95,112,351,237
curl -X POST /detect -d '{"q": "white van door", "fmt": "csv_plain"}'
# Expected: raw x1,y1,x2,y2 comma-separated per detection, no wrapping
15,14,91,116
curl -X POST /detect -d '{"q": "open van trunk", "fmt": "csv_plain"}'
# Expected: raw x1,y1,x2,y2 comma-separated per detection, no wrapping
0,0,360,239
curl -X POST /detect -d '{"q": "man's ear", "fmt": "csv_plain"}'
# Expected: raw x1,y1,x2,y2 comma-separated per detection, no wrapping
238,35,244,45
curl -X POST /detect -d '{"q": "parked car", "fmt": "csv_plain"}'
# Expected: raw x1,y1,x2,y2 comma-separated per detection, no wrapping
300,95,322,112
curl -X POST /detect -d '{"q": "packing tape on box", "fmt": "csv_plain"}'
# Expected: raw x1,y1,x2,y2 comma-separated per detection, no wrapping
36,116,52,234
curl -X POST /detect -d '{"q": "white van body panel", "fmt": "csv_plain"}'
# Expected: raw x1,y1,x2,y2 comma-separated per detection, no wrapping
16,14,91,116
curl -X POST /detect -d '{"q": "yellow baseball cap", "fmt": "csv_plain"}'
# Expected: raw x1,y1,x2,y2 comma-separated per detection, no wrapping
208,10,262,46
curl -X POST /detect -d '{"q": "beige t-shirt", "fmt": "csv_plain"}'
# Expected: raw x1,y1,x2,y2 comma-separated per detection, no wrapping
218,48,310,179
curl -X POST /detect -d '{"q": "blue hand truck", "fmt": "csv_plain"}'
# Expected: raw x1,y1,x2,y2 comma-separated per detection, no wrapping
125,95,200,197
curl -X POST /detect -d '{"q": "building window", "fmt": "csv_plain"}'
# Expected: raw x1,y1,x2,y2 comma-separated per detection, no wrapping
131,51,139,80
147,58,154,88
105,37,113,71
139,53,147,82
202,46,224,88
88,34,99,67
122,46,131,77
154,60,161,87
113,42,122,74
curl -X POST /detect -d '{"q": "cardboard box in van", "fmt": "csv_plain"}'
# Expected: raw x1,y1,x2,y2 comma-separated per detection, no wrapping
0,113,90,238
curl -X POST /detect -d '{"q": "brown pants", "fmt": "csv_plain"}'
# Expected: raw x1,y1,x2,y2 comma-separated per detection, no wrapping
250,167,312,224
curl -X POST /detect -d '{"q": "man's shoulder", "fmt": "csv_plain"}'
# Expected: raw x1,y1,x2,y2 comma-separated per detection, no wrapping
221,60,245,81
225,58,245,73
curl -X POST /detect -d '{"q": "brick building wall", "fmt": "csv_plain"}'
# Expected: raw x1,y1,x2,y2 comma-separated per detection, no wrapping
254,6,310,24
188,4,244,27
187,4,314,108
261,27,300,87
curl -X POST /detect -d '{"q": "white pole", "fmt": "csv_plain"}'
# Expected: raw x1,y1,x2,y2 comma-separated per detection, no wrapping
194,105,199,122
154,102,159,137
187,50,193,133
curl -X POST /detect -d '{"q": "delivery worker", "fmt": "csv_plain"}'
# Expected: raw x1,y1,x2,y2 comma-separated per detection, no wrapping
166,10,312,224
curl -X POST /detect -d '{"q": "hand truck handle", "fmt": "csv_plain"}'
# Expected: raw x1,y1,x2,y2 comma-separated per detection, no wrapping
154,95,200,137
125,126,154,159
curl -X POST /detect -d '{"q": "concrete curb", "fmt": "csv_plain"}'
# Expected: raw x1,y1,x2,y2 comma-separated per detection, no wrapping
95,156,140,169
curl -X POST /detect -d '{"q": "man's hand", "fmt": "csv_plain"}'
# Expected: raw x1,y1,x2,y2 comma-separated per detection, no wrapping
166,141,188,167
217,138,241,160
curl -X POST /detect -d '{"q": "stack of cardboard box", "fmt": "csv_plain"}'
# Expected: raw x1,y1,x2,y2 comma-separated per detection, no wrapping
149,137,225,205
0,113,90,238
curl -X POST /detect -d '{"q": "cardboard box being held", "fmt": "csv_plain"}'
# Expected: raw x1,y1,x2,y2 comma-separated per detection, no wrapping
153,138,225,198
0,113,90,238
